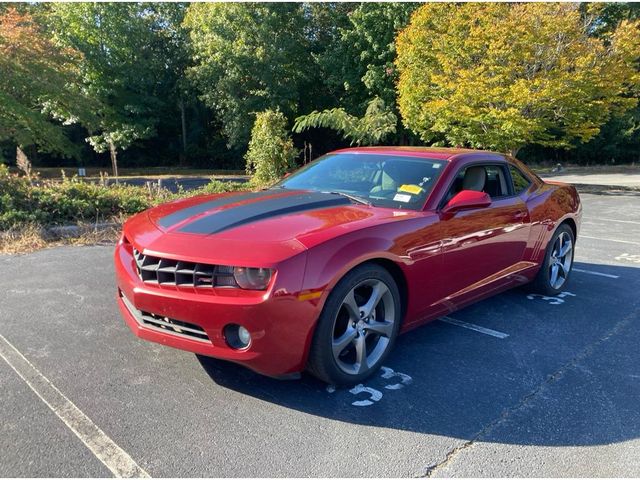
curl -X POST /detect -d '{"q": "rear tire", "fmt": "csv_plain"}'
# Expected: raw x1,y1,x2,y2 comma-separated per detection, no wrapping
307,264,401,386
530,223,575,296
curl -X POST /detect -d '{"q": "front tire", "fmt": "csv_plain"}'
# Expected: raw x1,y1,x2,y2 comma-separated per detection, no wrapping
531,223,575,295
307,264,402,386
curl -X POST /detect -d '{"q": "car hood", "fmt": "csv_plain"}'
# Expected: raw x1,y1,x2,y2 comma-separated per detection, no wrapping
125,189,420,266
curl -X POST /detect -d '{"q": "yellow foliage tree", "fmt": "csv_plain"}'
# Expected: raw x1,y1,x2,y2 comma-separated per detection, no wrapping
396,3,640,155
0,8,92,158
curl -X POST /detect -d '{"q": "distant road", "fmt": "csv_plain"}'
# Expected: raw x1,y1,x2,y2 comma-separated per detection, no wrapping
540,172,640,189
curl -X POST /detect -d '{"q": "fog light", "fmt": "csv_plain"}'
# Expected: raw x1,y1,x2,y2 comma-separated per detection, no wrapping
224,324,251,349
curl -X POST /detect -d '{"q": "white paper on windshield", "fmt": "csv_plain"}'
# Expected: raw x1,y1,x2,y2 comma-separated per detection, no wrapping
393,193,412,203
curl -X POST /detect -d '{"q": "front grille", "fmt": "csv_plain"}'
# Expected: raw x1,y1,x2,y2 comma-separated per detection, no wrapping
133,248,236,288
120,291,210,343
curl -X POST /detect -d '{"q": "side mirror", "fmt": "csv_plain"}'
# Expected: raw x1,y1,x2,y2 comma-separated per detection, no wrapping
442,190,491,215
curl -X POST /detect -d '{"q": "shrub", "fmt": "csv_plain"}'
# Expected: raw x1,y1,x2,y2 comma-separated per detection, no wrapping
193,179,247,195
244,109,298,187
0,165,160,228
0,165,247,230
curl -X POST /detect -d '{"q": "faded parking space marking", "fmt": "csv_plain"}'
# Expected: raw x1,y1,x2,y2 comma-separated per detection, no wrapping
326,366,413,407
615,253,640,264
439,316,509,339
526,291,576,305
581,235,640,246
0,334,150,479
380,366,413,390
349,384,383,406
585,217,640,226
573,268,620,279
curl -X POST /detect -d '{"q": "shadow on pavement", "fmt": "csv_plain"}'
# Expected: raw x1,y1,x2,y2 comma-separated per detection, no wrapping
197,261,640,447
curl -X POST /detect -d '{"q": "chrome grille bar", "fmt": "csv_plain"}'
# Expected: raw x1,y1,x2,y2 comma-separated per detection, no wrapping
132,248,236,288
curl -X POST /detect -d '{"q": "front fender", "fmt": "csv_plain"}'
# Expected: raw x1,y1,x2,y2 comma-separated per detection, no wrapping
293,233,409,368
304,235,406,295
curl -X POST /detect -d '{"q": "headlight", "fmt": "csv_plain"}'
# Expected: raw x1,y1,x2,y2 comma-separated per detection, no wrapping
233,267,273,290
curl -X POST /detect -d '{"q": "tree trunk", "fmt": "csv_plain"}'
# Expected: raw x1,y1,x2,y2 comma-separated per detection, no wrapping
109,140,119,184
508,147,522,158
179,98,187,165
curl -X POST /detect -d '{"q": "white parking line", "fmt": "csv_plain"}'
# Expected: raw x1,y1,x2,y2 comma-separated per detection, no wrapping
573,268,620,279
0,334,150,478
580,235,640,246
584,217,640,226
439,317,509,339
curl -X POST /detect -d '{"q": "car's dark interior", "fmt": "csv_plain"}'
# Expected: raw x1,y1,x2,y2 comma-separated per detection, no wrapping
369,161,437,201
443,165,510,205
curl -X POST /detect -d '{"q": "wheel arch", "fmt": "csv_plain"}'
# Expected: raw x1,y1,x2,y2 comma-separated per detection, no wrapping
304,255,410,384
529,215,577,295
535,216,578,265
303,235,411,322
560,217,577,242
365,258,409,322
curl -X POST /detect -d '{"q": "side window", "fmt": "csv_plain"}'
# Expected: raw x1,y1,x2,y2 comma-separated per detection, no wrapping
509,165,531,195
484,166,509,198
442,164,509,204
443,169,466,204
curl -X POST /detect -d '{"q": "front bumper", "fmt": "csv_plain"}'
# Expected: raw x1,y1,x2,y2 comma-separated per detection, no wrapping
114,241,319,377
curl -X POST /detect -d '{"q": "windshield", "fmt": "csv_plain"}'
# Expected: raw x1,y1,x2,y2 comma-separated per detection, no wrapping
274,153,446,210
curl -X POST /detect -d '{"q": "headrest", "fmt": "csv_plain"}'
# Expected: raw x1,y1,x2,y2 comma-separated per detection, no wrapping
462,166,486,192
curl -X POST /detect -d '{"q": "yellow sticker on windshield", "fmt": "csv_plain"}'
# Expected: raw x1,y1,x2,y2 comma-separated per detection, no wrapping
399,184,424,195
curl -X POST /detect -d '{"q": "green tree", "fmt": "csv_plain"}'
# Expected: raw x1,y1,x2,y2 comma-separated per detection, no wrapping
299,3,417,147
396,3,640,155
0,8,95,159
570,3,640,164
317,3,417,114
245,109,297,186
47,3,188,175
184,3,311,148
293,97,396,146
584,2,640,37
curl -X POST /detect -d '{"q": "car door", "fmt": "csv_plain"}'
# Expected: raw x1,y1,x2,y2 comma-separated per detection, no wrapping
438,163,531,307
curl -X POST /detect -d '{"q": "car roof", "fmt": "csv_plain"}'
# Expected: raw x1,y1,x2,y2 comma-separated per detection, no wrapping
330,146,505,161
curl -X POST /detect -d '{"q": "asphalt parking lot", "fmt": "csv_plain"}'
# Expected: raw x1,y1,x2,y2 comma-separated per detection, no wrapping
1,191,639,477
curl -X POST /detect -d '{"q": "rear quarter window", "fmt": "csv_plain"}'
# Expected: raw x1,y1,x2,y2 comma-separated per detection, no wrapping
509,165,531,195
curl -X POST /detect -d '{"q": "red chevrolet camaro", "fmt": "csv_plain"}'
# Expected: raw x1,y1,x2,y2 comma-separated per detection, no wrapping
115,147,581,385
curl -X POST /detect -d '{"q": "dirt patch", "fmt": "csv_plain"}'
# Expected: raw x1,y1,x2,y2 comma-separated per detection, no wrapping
0,223,121,255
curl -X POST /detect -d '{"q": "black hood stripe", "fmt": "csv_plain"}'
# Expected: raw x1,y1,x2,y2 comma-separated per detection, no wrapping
179,191,352,235
157,190,280,229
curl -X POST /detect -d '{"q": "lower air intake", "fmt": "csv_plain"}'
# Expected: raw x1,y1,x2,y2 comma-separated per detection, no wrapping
119,291,210,343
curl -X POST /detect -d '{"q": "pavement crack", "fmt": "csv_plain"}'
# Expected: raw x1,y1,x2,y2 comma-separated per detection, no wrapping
419,307,637,478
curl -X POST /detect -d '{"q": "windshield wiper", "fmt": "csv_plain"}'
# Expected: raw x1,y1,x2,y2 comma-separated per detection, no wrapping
324,191,372,206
